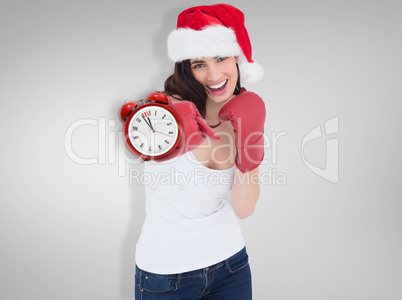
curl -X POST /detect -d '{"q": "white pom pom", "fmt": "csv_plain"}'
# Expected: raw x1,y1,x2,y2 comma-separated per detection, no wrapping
239,61,264,83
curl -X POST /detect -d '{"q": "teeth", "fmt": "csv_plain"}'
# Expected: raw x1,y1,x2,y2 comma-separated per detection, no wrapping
208,80,227,90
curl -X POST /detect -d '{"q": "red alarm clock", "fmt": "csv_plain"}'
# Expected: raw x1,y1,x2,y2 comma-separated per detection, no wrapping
119,92,182,160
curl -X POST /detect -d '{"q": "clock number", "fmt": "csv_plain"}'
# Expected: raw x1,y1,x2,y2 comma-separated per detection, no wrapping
162,114,166,119
132,126,138,131
165,140,170,144
154,110,157,116
167,122,172,126
168,131,173,134
133,136,139,139
142,111,151,118
136,117,141,122
158,145,162,150
140,143,144,148
149,146,151,152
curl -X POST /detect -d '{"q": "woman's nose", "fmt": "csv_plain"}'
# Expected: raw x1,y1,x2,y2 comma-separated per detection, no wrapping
206,64,221,81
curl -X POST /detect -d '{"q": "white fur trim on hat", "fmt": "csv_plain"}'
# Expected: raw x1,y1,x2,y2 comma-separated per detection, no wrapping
239,61,264,83
167,25,242,62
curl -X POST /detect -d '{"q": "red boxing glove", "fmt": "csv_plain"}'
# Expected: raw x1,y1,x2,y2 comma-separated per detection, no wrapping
218,88,266,173
156,100,220,162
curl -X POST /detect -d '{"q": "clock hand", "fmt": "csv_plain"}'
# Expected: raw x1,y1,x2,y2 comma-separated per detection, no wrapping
142,116,154,131
148,128,172,137
147,117,155,131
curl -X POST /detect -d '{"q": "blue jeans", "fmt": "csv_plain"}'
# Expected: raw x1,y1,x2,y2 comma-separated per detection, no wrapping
135,246,252,299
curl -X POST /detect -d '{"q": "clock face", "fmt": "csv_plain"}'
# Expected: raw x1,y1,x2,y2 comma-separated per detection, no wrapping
127,104,180,157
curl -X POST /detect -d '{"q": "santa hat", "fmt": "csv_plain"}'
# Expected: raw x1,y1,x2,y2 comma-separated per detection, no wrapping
167,4,263,83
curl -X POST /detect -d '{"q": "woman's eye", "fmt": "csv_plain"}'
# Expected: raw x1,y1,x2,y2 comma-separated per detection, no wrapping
193,64,204,69
217,57,228,62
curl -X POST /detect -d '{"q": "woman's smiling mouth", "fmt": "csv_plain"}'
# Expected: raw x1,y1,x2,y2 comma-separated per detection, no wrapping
207,79,228,95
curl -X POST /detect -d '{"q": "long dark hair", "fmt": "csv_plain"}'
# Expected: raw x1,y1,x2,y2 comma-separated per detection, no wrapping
164,60,241,118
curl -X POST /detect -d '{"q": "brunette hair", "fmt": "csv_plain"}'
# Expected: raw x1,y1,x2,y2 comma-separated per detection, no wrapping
164,60,242,118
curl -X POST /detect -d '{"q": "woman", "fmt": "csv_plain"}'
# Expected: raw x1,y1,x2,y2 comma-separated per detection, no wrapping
133,4,266,299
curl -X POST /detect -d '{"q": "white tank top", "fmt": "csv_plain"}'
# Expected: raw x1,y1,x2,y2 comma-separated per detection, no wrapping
135,151,245,274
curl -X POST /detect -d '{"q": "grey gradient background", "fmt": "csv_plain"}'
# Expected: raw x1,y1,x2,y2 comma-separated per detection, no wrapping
0,0,401,299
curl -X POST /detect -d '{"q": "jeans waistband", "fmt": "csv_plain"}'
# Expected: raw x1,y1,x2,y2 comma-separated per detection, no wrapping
136,246,247,277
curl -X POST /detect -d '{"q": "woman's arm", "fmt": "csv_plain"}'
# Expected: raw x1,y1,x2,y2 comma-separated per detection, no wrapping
231,166,260,219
